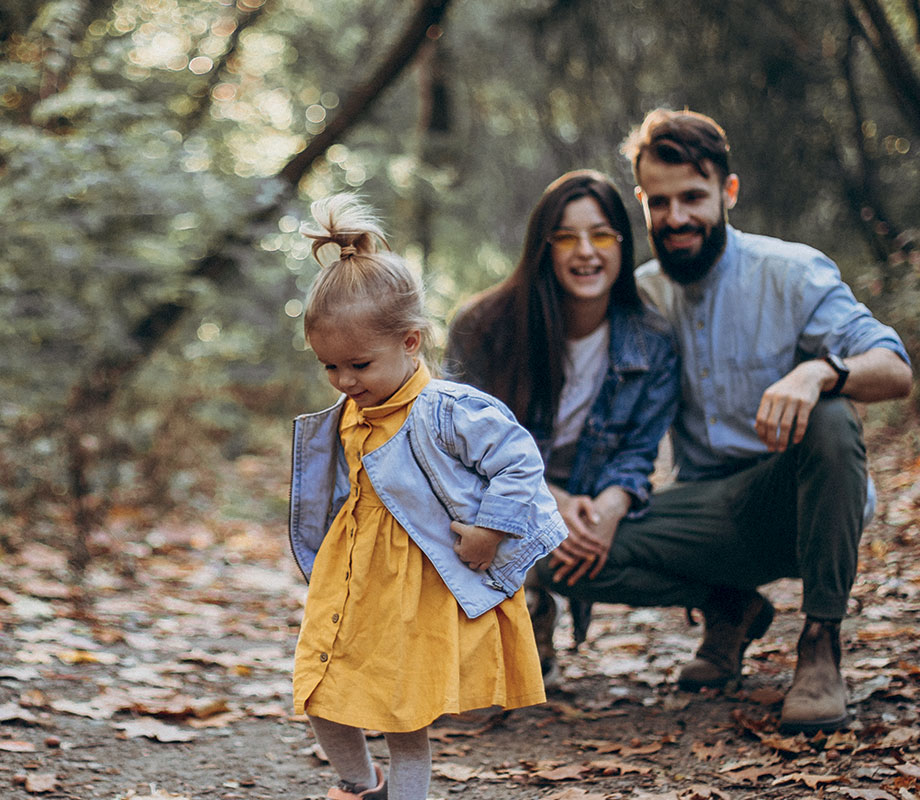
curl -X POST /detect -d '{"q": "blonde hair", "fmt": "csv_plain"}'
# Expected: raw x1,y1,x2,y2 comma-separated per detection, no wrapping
300,194,431,345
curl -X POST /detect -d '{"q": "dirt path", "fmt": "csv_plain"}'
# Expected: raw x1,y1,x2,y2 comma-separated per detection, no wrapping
1,428,919,800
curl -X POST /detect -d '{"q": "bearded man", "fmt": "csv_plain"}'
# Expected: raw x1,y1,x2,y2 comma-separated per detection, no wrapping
539,108,912,733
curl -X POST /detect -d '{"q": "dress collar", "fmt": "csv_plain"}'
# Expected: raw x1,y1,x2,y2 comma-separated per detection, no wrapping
357,361,431,421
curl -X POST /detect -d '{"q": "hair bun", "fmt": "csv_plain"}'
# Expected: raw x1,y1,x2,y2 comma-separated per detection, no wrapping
301,194,389,266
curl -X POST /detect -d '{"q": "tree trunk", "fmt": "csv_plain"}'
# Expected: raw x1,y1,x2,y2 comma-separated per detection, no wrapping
63,0,455,572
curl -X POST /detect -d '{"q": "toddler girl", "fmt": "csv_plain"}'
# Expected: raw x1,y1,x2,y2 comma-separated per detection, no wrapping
289,195,567,800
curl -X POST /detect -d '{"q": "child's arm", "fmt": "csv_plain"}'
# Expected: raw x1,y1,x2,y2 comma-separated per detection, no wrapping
449,521,504,571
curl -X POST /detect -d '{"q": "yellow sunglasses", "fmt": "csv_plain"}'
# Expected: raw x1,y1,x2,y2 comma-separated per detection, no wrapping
547,229,623,253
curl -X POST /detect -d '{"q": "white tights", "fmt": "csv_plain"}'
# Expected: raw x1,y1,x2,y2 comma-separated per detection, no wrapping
309,715,431,800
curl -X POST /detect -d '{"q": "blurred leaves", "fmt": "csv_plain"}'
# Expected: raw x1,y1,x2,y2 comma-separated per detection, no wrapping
0,0,917,552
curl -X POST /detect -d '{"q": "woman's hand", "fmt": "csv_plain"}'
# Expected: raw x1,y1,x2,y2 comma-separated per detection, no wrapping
450,521,504,571
548,485,631,586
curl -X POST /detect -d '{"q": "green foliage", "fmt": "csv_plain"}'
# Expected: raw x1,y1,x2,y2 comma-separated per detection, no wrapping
0,0,916,543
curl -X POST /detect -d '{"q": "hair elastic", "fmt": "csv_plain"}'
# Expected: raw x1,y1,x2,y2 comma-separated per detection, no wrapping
339,244,358,258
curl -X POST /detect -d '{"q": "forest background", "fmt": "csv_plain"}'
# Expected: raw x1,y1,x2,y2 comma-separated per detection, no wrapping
1,0,919,574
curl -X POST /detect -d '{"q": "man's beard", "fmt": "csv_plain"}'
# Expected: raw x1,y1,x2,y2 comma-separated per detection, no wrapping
651,216,728,285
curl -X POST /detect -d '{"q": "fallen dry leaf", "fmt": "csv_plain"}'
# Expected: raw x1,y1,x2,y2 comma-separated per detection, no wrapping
692,740,727,762
759,733,814,754
56,648,119,665
113,717,197,742
680,786,731,799
895,762,920,779
834,787,896,799
116,787,193,800
567,738,622,754
620,740,663,756
544,789,607,800
746,686,785,705
430,763,481,782
0,701,40,724
133,694,229,719
588,757,653,776
0,740,36,752
771,771,841,789
825,729,859,750
532,762,588,781
24,772,57,793
719,763,785,784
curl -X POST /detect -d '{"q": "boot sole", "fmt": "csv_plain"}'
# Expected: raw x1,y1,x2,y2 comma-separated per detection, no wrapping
779,712,849,736
677,596,775,692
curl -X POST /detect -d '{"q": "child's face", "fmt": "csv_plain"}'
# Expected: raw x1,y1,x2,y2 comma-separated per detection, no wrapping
309,320,421,408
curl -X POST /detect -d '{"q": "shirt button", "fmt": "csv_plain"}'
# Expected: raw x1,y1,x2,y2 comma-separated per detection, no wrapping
709,416,717,425
696,320,705,329
332,613,339,623
701,368,709,378
320,652,328,662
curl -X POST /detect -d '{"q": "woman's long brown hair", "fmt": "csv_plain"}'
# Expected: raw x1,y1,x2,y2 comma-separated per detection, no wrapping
450,170,639,431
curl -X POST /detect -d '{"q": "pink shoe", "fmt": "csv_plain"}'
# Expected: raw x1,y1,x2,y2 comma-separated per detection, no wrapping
327,764,387,799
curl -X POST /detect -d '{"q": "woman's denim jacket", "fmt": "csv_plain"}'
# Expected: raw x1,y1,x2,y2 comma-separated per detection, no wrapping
289,379,568,619
445,305,679,516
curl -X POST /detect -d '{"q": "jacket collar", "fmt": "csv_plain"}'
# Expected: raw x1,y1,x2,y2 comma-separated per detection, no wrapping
607,307,651,374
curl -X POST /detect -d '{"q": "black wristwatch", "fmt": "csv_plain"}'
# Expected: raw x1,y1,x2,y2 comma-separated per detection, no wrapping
822,354,850,397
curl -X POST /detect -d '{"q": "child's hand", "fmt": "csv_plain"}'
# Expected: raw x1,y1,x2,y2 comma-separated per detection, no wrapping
450,521,504,571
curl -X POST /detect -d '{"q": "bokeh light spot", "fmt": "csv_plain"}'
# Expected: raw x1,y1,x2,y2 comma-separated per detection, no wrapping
189,56,214,74
306,104,327,123
197,322,221,342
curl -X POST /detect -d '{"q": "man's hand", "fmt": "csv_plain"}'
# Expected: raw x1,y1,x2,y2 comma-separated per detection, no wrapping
755,360,831,451
450,522,504,571
548,485,631,586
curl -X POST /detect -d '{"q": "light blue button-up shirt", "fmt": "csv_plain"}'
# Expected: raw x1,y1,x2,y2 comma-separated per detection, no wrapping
637,226,909,481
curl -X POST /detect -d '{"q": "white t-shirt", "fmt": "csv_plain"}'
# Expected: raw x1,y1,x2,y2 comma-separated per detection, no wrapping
545,322,610,483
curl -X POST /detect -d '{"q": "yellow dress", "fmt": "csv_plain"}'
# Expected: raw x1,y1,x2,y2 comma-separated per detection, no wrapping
292,364,545,733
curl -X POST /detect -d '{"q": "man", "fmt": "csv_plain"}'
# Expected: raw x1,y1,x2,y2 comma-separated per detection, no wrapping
539,108,912,734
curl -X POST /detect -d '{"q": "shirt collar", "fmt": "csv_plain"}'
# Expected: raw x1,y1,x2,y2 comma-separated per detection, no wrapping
357,360,431,420
681,225,738,304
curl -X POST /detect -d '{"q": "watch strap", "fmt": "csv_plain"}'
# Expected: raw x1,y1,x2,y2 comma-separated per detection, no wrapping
822,354,849,397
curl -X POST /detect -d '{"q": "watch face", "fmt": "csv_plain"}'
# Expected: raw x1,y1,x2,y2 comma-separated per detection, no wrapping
826,354,848,375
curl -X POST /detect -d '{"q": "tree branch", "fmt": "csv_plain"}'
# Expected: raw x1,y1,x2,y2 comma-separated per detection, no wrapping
37,0,117,101
71,0,455,406
849,0,920,137
279,0,452,185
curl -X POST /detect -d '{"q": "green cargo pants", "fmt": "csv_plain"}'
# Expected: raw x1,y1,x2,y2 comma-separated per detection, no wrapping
538,398,867,621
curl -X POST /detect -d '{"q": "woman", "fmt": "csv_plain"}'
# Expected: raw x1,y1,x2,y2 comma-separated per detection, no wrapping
444,170,679,684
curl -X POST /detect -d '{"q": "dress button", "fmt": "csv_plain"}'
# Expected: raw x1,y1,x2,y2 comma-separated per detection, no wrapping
332,613,340,623
320,652,328,662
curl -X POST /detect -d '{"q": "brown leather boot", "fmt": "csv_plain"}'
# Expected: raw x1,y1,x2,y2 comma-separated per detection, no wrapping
779,618,848,734
526,583,560,689
678,588,774,691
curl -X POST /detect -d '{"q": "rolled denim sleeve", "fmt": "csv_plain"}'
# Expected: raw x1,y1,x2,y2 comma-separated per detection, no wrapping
439,394,552,537
589,337,679,515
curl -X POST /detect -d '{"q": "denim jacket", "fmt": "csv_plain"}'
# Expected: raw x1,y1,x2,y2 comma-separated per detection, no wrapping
289,379,568,619
445,305,679,516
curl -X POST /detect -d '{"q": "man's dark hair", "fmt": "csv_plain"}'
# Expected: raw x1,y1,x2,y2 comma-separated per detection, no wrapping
622,108,731,182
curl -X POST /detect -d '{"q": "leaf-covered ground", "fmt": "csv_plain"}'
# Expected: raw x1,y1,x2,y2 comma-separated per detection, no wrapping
1,419,919,800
